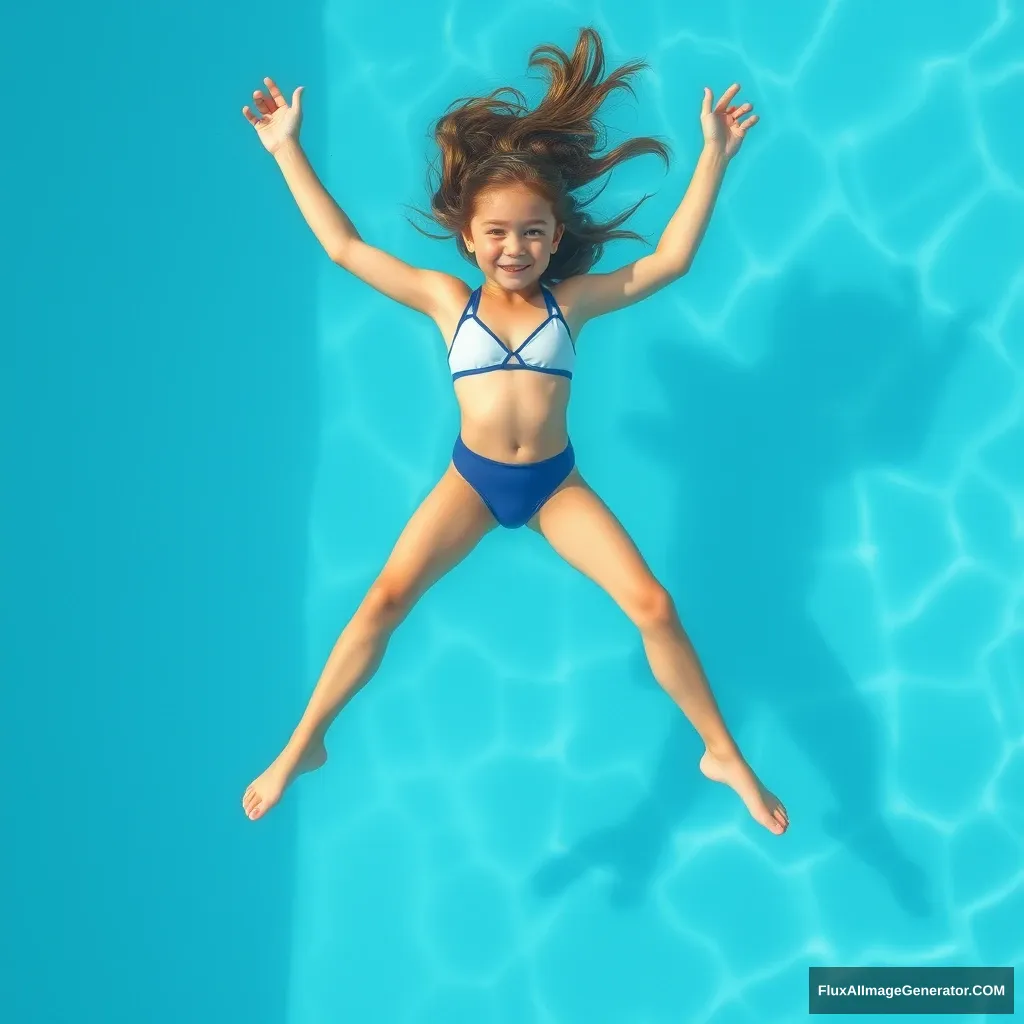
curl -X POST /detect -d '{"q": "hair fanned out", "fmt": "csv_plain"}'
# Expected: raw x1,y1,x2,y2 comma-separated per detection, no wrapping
405,28,671,282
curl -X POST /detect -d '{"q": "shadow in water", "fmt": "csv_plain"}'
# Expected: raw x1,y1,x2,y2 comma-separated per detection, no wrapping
532,268,975,917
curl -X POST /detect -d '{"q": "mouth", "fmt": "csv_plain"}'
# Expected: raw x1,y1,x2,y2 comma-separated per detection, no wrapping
499,265,530,274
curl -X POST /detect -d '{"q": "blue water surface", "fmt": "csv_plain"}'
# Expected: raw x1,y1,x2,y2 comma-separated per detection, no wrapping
5,0,1022,1022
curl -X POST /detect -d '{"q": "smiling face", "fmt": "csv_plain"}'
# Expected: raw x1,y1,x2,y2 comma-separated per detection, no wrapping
463,183,564,291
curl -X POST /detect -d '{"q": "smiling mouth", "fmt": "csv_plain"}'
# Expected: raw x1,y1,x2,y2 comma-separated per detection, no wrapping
499,265,529,273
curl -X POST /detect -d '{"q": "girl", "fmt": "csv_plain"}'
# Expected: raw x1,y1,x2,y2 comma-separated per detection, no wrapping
241,28,788,835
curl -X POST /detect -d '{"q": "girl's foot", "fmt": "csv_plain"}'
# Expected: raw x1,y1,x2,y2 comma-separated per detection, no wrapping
699,749,789,835
242,736,328,821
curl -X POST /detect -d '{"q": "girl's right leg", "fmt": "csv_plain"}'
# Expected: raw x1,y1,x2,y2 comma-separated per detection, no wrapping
243,464,496,820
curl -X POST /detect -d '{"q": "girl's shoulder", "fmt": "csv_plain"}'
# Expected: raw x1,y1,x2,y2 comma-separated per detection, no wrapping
429,274,475,345
546,276,588,338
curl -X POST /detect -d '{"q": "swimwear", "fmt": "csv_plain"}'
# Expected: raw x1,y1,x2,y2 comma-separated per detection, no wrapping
453,434,575,529
447,284,577,526
447,283,575,380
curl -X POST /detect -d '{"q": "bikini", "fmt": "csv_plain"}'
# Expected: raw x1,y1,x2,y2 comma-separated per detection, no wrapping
447,283,576,528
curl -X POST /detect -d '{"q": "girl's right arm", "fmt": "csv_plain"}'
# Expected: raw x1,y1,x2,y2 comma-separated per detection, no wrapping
244,79,460,319
275,140,459,319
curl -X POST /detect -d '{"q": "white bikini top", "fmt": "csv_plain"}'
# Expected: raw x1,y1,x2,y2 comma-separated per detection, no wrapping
447,284,575,381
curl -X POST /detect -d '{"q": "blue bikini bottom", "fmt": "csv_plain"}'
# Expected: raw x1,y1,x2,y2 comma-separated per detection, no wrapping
452,434,576,529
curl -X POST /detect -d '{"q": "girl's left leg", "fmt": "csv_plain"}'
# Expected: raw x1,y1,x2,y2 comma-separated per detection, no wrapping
528,469,788,835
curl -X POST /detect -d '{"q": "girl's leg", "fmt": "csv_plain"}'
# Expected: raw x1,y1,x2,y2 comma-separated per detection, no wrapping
243,464,496,820
528,470,788,835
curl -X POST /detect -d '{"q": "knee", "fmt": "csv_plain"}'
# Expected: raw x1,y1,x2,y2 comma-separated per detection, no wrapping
628,582,678,633
362,577,416,629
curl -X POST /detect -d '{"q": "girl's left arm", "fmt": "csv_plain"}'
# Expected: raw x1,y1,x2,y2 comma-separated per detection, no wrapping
556,145,726,325
560,84,756,326
651,144,730,275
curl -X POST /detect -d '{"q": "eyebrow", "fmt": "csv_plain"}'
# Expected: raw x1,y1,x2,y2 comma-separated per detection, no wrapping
481,219,548,226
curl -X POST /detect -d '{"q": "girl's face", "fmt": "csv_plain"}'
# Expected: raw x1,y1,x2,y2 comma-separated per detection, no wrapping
463,184,564,290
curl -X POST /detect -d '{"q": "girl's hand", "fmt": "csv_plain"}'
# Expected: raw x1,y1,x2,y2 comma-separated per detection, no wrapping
700,84,759,161
242,77,304,154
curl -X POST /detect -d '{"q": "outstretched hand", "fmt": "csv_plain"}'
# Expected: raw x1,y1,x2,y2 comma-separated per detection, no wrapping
242,77,304,154
701,84,759,160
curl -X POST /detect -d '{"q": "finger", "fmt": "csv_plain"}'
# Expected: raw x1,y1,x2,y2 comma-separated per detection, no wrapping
731,102,753,117
701,86,712,116
242,105,263,127
264,76,287,109
714,83,741,113
738,113,759,132
252,90,272,116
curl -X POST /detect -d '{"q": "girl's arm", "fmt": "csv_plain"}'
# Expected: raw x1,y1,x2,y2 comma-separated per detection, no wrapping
558,83,758,327
272,138,361,260
558,145,728,324
274,140,459,317
652,145,729,275
245,79,460,319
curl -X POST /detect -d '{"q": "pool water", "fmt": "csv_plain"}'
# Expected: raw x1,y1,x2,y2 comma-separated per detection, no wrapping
6,0,1021,1022
291,2,1024,1021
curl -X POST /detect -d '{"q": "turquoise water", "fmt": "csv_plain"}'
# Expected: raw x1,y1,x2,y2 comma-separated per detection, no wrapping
5,0,1022,1022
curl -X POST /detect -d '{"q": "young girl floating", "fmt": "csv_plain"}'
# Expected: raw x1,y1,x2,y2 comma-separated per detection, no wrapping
241,28,788,835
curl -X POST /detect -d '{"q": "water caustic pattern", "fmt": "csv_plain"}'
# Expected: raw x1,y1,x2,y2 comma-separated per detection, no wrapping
290,1,1023,1021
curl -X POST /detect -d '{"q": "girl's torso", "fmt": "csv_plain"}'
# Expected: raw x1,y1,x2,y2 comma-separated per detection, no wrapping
433,281,582,463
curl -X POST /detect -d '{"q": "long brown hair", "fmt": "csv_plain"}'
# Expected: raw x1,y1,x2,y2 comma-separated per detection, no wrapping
406,28,671,283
